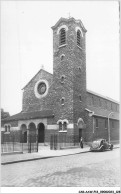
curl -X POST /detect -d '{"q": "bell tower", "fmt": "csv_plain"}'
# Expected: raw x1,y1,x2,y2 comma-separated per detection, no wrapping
51,17,87,136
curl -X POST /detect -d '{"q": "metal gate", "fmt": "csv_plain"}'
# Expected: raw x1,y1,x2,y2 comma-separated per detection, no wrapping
50,134,58,150
27,134,38,153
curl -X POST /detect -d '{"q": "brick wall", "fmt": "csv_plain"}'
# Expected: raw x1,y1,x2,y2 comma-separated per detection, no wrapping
1,120,20,143
93,117,108,140
45,129,58,143
92,117,119,142
1,130,22,143
110,119,119,141
87,92,119,113
83,111,93,142
1,120,18,128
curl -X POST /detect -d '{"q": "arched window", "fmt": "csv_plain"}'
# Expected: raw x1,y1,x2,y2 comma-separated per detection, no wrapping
59,122,62,131
79,95,82,102
5,125,7,132
78,67,81,72
77,30,81,47
59,28,66,46
60,75,65,83
8,125,10,132
61,97,65,105
60,54,65,61
63,122,67,131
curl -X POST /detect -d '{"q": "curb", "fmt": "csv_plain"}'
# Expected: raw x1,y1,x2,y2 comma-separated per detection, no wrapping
1,146,119,165
1,150,90,165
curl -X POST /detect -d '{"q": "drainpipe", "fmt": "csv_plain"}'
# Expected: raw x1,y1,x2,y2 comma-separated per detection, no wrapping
89,111,94,139
93,117,95,134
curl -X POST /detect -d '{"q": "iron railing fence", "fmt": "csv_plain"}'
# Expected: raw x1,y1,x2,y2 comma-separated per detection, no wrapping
2,132,119,153
50,134,80,150
49,134,120,150
1,133,38,154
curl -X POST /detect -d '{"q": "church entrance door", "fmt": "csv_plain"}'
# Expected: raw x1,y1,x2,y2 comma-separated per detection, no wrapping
20,124,27,143
23,131,27,143
38,123,45,143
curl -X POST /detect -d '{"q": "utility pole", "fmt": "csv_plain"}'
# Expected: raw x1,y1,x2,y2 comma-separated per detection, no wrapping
108,112,114,143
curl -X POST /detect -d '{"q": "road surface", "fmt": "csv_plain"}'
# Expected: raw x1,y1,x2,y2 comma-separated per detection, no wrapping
1,148,120,187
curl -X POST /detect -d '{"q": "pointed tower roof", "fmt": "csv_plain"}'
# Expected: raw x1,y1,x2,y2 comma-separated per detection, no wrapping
51,17,87,32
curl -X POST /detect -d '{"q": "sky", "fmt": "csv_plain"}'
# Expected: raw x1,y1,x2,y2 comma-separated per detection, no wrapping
1,1,120,115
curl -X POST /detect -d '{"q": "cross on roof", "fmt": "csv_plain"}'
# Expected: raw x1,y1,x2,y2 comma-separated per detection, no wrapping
68,12,71,18
41,64,44,70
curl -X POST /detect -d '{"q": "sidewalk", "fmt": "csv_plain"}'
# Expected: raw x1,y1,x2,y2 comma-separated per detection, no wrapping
1,144,120,165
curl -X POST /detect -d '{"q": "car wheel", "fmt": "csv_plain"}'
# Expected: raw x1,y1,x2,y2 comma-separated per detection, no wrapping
101,147,105,152
110,145,113,150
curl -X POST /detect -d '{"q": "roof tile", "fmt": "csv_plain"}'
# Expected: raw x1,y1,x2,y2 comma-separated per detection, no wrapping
2,110,54,121
86,106,119,120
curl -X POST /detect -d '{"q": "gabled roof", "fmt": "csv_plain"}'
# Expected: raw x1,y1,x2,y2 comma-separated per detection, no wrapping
22,69,53,90
86,106,119,120
87,89,119,104
51,17,87,32
2,110,54,122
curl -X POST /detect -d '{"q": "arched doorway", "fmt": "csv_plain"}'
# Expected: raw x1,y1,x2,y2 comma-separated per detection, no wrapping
21,124,27,143
38,123,45,143
28,123,36,143
79,128,83,140
77,118,85,141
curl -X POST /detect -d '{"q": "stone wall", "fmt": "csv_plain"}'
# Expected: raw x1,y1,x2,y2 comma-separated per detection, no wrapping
52,18,87,129
22,70,53,112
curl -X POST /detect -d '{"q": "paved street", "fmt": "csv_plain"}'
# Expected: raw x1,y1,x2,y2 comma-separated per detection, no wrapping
1,148,120,187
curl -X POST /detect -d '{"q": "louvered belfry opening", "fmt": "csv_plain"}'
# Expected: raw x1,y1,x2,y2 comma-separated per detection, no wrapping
77,30,81,46
60,28,66,45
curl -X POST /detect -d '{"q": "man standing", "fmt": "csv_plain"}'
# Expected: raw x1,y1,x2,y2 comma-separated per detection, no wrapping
80,137,84,148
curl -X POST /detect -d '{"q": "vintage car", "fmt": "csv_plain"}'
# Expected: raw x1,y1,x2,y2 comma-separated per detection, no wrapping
90,139,113,152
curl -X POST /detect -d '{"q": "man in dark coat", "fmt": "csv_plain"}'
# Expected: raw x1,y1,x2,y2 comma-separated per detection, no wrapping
80,137,84,148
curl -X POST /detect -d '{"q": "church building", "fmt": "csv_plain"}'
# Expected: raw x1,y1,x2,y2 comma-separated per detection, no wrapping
1,17,119,148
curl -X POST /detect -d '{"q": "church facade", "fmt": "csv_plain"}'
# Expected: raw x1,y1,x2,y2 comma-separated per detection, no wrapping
1,17,119,147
